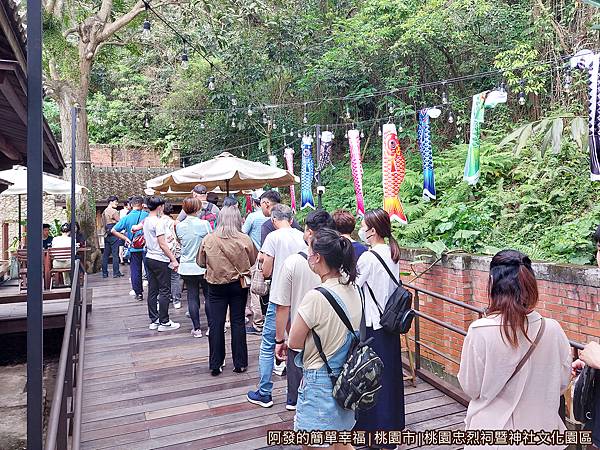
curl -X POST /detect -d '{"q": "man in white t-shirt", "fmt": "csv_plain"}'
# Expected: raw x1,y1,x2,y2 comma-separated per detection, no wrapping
247,204,306,409
143,196,180,332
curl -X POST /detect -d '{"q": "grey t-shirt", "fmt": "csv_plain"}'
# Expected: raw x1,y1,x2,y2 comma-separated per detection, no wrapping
143,215,170,263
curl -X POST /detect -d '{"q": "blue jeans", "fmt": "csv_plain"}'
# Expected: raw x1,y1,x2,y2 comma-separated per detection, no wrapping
258,301,277,396
102,235,121,276
129,251,143,296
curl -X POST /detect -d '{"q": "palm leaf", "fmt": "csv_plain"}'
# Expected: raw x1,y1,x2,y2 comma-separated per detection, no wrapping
515,123,533,155
551,118,564,154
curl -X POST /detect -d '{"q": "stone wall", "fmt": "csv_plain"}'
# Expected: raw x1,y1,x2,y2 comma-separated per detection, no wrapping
0,195,67,255
399,248,600,378
90,144,180,168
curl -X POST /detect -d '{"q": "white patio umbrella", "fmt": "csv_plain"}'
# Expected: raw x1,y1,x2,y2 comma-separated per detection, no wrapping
0,166,87,244
0,165,86,195
146,152,299,195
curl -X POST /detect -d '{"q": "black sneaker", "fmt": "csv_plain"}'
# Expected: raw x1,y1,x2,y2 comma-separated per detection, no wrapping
135,294,143,301
113,273,124,278
102,274,109,278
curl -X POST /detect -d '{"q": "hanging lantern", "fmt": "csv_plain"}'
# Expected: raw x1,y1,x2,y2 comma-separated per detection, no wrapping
345,105,351,120
143,115,150,128
448,110,455,124
518,80,526,106
441,83,448,105
141,19,151,40
564,70,572,94
378,127,382,137
180,50,189,70
344,130,348,139
207,76,215,91
360,130,365,138
247,107,253,116
303,113,308,124
200,120,205,129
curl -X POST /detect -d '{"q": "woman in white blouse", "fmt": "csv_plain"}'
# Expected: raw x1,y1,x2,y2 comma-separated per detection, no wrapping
458,250,571,449
354,208,405,446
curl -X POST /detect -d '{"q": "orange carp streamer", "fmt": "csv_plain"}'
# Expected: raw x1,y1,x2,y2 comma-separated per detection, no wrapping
382,123,408,224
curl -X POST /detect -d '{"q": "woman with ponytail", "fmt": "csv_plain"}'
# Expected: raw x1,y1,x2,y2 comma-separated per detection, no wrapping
354,208,405,444
288,228,361,448
458,250,572,448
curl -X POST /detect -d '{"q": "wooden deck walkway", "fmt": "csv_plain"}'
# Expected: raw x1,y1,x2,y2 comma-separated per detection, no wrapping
81,269,466,450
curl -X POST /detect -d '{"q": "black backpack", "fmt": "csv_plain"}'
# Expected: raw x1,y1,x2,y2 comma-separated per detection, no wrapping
574,366,598,424
365,251,415,335
311,286,384,412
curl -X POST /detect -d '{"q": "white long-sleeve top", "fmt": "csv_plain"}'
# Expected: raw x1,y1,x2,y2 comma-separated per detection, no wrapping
356,243,400,331
458,311,572,450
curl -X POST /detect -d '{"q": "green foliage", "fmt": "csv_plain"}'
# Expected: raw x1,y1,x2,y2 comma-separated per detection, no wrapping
315,125,600,265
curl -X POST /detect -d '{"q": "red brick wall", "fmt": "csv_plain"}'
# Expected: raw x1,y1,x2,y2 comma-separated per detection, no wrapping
90,144,180,168
400,249,600,377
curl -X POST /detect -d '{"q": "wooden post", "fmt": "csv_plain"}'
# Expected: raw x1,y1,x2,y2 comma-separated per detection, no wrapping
2,222,8,260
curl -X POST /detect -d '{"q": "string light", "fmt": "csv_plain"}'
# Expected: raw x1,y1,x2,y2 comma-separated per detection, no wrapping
345,105,351,120
231,117,236,128
388,103,394,114
448,110,455,124
344,130,348,139
564,70,572,94
378,127,382,137
247,106,253,116
499,80,506,93
303,113,308,124
143,114,150,128
289,130,294,137
397,123,403,133
142,18,151,40
441,82,448,105
231,96,237,107
518,80,526,106
200,120,205,129
262,113,268,124
207,76,215,91
360,130,365,138
181,49,189,70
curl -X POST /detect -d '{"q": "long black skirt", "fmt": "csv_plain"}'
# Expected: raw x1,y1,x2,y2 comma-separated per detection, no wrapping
354,326,405,448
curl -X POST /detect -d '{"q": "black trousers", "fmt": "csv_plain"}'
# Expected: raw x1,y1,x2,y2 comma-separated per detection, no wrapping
181,274,211,330
146,258,171,324
207,281,248,371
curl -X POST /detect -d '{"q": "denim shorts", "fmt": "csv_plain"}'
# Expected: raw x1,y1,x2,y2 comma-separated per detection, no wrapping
294,368,356,432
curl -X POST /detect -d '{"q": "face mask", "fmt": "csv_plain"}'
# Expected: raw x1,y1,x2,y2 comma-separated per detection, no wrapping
358,228,370,244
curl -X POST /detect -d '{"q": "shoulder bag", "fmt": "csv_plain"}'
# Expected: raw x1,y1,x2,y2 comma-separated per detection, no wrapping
250,259,269,296
364,250,414,335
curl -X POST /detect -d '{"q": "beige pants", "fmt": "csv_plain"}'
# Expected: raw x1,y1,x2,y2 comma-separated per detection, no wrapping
53,259,71,286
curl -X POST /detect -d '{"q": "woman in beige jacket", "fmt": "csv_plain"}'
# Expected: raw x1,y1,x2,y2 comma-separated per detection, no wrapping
458,250,572,450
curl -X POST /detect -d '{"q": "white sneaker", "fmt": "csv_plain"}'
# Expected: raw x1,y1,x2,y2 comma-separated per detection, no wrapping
173,300,182,309
191,329,203,338
185,311,190,318
273,360,286,376
129,289,136,296
149,321,159,330
143,280,148,287
158,320,181,332
206,328,210,336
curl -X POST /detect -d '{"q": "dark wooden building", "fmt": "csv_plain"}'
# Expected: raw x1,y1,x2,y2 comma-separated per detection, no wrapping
0,0,64,174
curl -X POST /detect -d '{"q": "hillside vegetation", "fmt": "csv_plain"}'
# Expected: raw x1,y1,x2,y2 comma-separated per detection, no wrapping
314,125,600,265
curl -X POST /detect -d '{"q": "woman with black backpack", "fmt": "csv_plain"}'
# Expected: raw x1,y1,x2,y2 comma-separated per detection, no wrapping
288,228,362,448
354,208,405,446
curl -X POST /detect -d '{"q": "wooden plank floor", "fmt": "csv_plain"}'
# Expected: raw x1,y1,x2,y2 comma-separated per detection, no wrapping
81,269,466,450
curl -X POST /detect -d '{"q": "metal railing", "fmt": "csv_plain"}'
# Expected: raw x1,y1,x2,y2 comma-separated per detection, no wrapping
45,261,88,450
404,282,584,406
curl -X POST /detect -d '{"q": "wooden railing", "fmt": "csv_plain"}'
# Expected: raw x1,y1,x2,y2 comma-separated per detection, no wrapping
45,261,88,450
404,283,584,406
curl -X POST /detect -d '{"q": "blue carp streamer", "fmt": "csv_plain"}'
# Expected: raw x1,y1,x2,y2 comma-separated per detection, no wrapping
418,109,436,200
301,135,316,209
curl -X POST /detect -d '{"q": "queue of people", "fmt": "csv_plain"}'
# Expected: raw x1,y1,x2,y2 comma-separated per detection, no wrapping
95,186,599,450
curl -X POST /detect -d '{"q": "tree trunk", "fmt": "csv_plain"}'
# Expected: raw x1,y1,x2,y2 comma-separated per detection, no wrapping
57,60,101,273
